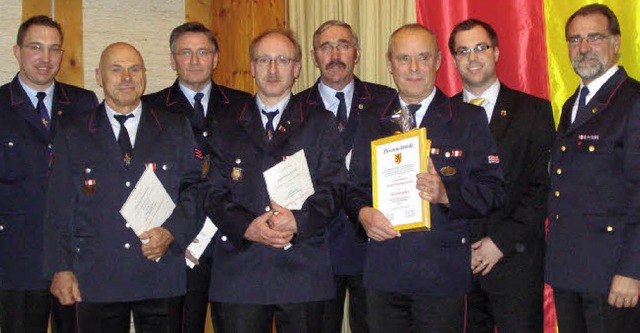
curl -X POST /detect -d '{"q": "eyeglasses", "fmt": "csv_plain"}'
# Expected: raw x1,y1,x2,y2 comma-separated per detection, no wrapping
253,55,294,67
174,49,214,58
317,42,353,54
21,43,64,55
453,43,492,57
567,33,609,47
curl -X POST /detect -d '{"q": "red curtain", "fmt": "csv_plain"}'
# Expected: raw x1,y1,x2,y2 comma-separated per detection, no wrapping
415,0,549,100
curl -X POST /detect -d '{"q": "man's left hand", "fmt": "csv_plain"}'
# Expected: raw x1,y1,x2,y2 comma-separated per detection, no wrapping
139,227,174,261
608,274,640,308
471,237,504,276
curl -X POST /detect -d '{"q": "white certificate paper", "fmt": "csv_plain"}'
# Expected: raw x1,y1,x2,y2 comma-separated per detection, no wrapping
120,164,175,236
186,217,218,268
263,149,315,210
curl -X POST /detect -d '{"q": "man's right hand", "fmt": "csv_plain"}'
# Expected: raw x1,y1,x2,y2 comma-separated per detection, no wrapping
50,271,82,305
244,211,295,248
358,207,401,241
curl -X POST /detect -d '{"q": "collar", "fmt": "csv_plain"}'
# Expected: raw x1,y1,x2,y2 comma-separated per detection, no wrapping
179,81,212,107
318,79,355,113
399,89,436,126
18,76,55,110
256,93,291,129
462,79,500,106
580,65,619,104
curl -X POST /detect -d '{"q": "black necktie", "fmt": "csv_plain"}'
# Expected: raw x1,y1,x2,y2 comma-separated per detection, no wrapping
335,91,348,130
262,110,279,141
407,104,422,127
36,92,50,131
575,86,590,123
193,92,205,129
114,114,134,164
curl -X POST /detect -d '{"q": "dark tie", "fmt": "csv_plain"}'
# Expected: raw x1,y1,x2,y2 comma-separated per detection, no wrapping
193,92,205,129
262,110,279,141
575,86,590,123
36,92,50,131
114,114,134,164
407,104,422,127
335,91,348,130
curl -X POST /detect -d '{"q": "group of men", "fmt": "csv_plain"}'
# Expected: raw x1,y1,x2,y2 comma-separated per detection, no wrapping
0,3,638,333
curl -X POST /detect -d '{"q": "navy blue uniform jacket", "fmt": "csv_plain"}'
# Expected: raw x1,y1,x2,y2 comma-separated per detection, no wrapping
43,102,203,302
0,75,97,291
204,95,347,304
546,68,640,293
145,80,251,258
346,89,504,295
452,84,555,293
296,77,395,275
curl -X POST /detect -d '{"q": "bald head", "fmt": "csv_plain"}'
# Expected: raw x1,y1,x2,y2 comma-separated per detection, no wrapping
96,42,146,114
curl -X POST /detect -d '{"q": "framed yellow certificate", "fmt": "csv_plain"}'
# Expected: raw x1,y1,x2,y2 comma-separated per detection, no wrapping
371,128,431,231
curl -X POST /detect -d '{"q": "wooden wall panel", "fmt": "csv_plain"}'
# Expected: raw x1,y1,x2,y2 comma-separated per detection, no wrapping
54,0,84,87
211,0,286,94
186,0,213,26
22,0,51,19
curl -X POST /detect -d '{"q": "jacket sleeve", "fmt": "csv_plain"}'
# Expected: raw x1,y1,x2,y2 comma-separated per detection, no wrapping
490,99,555,256
43,120,76,277
162,116,207,251
617,95,640,279
443,106,505,219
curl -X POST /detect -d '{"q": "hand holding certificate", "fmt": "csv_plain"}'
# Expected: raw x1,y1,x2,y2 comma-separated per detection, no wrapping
263,150,315,249
371,128,431,231
120,164,175,237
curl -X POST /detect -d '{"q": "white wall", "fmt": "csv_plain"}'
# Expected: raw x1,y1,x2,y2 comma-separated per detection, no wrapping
0,1,23,84
83,0,185,99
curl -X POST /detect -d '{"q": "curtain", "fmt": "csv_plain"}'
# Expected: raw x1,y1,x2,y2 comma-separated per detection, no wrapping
288,0,416,93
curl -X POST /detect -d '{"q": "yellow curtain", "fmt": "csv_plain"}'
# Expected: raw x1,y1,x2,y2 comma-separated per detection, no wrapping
289,0,416,93
544,0,640,122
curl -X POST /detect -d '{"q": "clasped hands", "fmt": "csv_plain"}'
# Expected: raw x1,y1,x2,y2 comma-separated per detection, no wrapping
244,201,296,248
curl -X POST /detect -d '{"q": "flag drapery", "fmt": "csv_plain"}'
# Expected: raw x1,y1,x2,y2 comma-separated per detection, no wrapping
415,1,640,332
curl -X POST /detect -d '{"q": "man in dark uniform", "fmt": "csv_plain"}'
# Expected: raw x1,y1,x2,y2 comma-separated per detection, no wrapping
44,42,203,332
0,15,97,333
448,19,555,332
203,29,346,333
145,21,250,333
345,23,504,333
546,4,640,332
296,20,395,333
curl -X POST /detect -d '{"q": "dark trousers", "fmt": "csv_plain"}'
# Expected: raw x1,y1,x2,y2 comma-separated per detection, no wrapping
322,274,368,333
553,289,640,333
0,289,75,333
211,301,325,333
184,257,212,333
366,289,465,333
76,296,184,333
466,278,543,333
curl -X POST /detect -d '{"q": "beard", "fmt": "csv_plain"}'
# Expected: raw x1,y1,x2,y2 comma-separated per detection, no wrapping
571,52,605,82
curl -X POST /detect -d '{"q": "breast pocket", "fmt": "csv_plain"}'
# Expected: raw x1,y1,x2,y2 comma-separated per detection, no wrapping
0,136,27,182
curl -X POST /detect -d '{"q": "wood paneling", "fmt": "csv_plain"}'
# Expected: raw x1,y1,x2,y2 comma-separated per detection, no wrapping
54,0,84,87
22,0,51,19
211,0,286,94
186,0,212,26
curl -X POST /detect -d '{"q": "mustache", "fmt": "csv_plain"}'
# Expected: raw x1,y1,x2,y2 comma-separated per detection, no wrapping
265,75,282,82
326,60,346,69
572,53,599,63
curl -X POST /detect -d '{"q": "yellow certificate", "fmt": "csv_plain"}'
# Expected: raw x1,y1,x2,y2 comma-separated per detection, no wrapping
371,128,431,231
